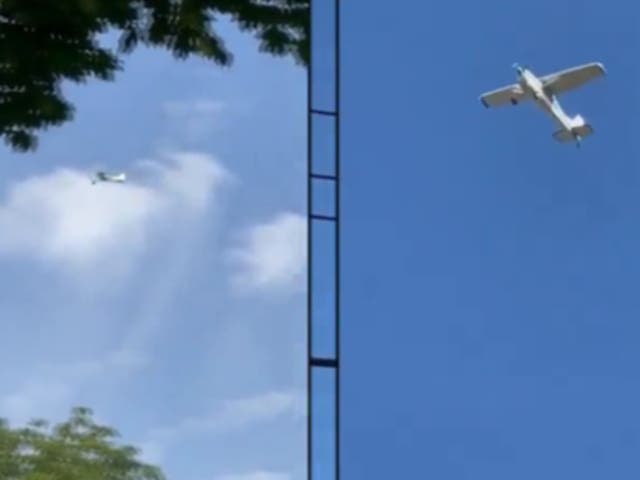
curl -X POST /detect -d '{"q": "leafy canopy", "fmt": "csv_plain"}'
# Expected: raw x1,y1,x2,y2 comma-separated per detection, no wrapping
0,406,165,480
0,0,309,152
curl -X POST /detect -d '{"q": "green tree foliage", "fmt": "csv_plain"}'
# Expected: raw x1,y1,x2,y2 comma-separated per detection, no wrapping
0,0,309,152
0,407,165,480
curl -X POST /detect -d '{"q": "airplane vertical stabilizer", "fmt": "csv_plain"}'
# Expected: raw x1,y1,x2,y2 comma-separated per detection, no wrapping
570,114,586,128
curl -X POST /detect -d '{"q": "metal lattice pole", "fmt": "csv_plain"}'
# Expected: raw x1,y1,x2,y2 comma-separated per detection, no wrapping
308,0,340,479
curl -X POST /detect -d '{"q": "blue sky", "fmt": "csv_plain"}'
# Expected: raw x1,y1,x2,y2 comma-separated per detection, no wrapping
0,17,305,480
342,0,640,478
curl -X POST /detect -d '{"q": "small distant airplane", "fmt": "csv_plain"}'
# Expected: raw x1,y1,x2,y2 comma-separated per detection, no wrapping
91,171,126,185
479,62,606,147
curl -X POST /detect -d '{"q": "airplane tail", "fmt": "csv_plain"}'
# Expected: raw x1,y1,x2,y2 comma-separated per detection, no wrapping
552,114,594,143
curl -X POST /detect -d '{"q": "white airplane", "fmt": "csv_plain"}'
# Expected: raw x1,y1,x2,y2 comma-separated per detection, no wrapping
480,62,606,147
91,171,126,185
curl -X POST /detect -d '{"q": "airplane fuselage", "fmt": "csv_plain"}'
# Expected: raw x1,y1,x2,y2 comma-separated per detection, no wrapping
517,68,574,133
91,171,126,185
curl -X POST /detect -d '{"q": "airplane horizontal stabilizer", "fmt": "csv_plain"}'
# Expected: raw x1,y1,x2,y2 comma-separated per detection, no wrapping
552,123,593,142
573,123,594,138
552,130,576,142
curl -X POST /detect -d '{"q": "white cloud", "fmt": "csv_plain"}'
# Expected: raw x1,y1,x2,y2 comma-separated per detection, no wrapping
216,472,290,480
0,170,158,268
140,389,304,464
0,151,230,275
228,212,306,293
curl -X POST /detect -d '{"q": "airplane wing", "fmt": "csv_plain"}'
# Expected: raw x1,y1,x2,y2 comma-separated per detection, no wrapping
479,84,528,108
540,62,606,95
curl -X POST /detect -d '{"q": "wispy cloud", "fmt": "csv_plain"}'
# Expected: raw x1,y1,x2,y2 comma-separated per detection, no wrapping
138,150,231,211
140,389,304,463
162,98,228,143
216,472,291,480
227,212,306,294
0,347,148,426
0,150,234,428
163,99,226,116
